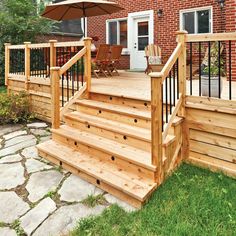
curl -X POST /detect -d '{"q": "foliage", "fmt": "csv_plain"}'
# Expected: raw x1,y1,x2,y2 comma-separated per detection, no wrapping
202,43,225,77
0,0,53,80
0,91,34,124
71,164,236,236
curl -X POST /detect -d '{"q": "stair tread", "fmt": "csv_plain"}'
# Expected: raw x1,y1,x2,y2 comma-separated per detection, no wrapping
64,111,151,142
53,125,155,171
38,140,156,201
76,99,151,120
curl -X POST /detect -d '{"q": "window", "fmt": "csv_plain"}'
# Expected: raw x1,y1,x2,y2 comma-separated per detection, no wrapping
107,19,128,48
180,7,212,34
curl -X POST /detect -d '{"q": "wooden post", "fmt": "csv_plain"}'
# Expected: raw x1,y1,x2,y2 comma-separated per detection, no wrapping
83,37,92,97
24,42,31,91
51,67,60,129
150,73,163,184
176,31,189,161
4,43,11,87
49,40,57,68
176,31,187,117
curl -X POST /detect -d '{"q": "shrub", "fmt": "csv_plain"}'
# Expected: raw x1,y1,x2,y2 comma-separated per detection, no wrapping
0,91,34,124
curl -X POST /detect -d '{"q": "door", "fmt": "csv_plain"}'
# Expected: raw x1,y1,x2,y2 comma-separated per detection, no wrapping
130,18,150,70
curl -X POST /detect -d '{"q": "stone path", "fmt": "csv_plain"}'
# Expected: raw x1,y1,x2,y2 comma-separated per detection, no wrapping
0,122,136,236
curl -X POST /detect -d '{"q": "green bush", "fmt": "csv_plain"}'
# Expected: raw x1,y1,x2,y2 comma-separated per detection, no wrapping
0,91,34,124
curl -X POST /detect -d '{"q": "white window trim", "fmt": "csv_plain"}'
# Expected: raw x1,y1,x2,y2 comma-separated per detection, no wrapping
179,6,213,34
106,17,129,55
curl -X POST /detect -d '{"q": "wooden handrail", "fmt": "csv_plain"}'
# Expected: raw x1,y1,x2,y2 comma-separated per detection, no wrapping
161,43,182,82
186,32,236,42
8,45,25,49
149,43,182,83
59,47,86,76
29,43,50,49
54,41,84,48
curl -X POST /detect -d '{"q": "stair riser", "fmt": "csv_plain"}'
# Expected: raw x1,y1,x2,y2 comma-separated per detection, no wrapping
52,132,156,182
38,149,143,208
64,116,151,152
76,104,151,129
89,93,151,110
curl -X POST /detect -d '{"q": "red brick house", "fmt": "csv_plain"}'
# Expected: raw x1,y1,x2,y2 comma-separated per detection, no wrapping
87,0,235,71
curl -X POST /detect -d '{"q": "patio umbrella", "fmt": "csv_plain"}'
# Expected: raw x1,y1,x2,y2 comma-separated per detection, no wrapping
42,0,124,36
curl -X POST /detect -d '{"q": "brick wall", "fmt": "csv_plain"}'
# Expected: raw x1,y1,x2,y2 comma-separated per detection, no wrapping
87,0,225,69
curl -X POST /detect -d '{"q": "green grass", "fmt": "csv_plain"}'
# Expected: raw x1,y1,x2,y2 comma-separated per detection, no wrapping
0,86,6,93
81,194,107,208
71,164,236,236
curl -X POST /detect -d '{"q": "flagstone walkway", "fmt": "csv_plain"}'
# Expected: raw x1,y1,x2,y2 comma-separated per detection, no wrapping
0,122,135,236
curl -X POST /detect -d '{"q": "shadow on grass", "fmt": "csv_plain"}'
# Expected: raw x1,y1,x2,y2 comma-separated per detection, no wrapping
71,164,236,236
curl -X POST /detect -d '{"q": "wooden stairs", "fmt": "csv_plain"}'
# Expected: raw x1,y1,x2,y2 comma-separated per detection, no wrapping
37,92,182,208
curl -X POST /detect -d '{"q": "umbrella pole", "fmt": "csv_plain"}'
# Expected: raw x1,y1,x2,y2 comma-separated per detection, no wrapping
83,17,86,37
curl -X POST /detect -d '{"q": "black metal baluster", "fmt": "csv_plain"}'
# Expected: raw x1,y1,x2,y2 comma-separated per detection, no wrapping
165,78,168,124
77,59,79,90
169,71,172,115
208,41,211,97
62,74,64,107
177,59,179,99
81,57,84,87
71,64,74,96
162,85,164,132
229,41,232,100
173,64,176,106
218,41,221,99
66,69,69,102
199,42,202,96
190,42,193,95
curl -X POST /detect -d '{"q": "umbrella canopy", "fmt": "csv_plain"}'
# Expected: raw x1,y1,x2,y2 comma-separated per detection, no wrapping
42,0,124,21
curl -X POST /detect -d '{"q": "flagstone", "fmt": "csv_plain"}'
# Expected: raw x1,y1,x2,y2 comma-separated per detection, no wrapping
0,138,36,157
3,130,27,140
58,175,104,202
0,162,25,190
0,227,17,236
4,135,35,148
20,197,56,235
0,124,23,136
25,159,52,174
21,146,39,159
33,204,106,236
0,192,30,224
27,122,48,129
0,154,22,164
26,170,63,202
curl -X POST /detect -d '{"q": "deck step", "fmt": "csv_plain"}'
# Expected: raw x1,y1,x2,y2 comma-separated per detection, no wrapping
64,111,151,152
89,92,151,110
52,125,155,171
76,99,151,128
37,140,157,208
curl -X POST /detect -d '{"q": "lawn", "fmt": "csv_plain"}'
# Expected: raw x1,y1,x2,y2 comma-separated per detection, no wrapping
0,86,6,93
71,164,236,236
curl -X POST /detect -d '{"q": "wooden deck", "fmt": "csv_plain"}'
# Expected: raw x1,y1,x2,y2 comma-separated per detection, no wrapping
91,71,236,101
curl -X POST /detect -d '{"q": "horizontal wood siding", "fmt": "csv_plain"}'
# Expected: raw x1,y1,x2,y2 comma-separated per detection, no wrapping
186,96,236,178
7,77,76,122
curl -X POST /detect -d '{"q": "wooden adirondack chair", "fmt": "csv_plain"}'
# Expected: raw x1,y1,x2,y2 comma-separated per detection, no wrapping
108,45,123,76
145,44,163,74
92,44,110,78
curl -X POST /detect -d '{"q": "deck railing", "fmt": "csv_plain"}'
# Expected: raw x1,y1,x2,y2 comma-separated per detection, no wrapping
5,40,85,90
186,32,236,100
149,31,236,183
150,31,187,183
50,38,91,129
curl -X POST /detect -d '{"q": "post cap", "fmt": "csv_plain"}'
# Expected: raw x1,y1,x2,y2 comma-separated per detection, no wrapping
24,42,31,44
149,72,164,78
83,37,92,41
50,67,60,71
4,43,11,46
176,30,188,35
49,40,58,43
